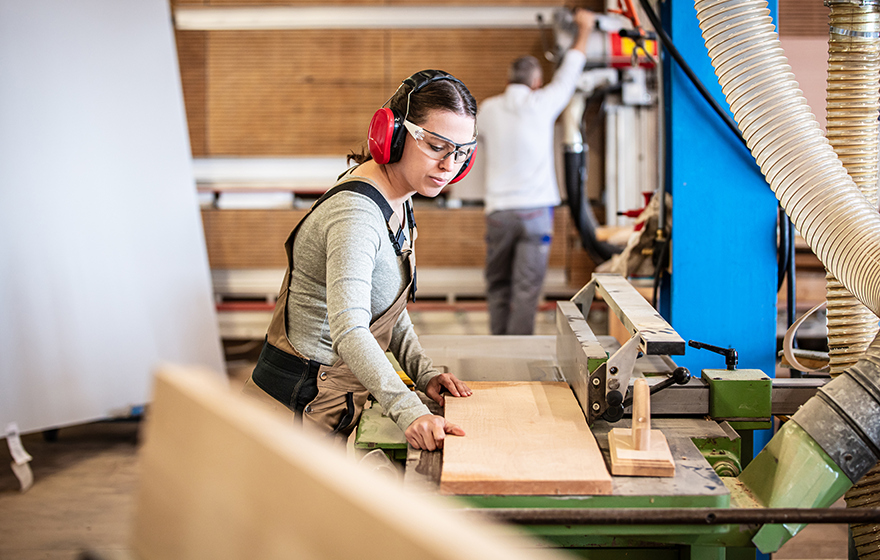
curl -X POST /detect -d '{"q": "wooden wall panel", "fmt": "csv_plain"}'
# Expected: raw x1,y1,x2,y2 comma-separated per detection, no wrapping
177,25,589,156
779,0,827,37
206,30,388,156
388,0,599,5
566,238,596,288
558,207,596,287
178,1,610,289
550,207,570,269
202,208,307,269
414,208,486,267
173,0,598,6
389,29,550,106
176,30,207,156
208,0,385,4
201,206,584,270
416,206,571,268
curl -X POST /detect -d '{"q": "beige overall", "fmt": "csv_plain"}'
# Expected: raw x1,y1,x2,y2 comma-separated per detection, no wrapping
242,178,416,439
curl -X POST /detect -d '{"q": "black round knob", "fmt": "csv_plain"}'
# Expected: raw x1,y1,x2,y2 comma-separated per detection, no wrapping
606,390,623,408
603,404,625,423
672,366,691,385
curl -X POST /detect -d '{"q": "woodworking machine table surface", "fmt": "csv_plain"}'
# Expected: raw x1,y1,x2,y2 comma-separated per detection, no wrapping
394,335,731,508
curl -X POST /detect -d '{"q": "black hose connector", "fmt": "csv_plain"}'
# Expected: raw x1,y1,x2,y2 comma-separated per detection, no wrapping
563,149,620,264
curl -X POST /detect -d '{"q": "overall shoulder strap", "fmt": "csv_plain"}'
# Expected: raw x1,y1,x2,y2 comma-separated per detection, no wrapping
312,179,395,223
282,179,397,270
329,178,418,300
315,178,414,257
286,177,417,297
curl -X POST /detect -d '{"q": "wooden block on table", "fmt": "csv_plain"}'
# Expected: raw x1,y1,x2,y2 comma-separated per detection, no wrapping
607,378,674,477
440,381,612,496
608,427,675,477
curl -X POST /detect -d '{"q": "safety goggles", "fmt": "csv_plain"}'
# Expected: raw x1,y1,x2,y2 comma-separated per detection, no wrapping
403,120,476,165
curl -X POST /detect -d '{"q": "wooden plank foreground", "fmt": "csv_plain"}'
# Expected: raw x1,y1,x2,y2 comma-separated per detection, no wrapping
133,367,568,560
440,381,613,496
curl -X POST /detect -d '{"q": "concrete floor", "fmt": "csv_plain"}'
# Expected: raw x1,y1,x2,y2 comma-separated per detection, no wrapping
0,423,140,560
0,304,851,559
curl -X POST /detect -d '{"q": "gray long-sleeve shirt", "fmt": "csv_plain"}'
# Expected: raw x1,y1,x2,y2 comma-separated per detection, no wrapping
286,188,438,431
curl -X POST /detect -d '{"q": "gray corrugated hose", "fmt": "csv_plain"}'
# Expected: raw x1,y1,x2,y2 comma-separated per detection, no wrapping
845,332,880,559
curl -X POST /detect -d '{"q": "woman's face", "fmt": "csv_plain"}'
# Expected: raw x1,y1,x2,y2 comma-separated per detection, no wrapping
395,109,476,198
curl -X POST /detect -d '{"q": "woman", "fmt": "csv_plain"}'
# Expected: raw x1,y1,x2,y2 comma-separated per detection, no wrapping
242,70,476,451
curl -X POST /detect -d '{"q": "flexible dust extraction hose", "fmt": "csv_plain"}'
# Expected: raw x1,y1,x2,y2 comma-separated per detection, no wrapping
694,0,880,322
564,148,620,263
694,0,880,551
560,96,620,264
823,3,880,557
825,1,880,377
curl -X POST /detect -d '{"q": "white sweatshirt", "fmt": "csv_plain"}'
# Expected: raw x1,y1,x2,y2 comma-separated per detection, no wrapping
478,49,587,214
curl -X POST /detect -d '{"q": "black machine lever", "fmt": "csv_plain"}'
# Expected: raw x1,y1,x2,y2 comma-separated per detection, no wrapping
688,340,738,370
620,366,691,409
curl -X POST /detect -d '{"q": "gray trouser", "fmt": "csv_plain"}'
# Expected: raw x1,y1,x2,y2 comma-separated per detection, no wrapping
484,207,553,335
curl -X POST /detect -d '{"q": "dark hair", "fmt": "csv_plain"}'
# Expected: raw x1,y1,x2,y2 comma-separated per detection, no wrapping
348,74,477,165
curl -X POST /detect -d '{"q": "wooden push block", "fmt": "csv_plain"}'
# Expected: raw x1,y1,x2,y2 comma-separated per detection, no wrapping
608,378,675,477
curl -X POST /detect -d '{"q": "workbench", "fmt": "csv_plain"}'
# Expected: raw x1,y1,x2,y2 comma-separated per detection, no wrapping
355,334,825,558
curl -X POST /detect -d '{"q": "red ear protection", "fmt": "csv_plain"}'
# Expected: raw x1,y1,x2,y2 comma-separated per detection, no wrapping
448,144,476,184
368,70,477,175
368,107,398,165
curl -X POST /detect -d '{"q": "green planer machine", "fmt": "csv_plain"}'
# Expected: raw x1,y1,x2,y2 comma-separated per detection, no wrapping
356,273,879,558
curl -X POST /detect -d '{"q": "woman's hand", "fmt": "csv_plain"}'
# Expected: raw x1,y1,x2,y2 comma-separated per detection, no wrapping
405,414,465,451
425,372,472,406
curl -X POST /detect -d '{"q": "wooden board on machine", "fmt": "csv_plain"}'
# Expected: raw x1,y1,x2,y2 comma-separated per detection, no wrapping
440,381,612,496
